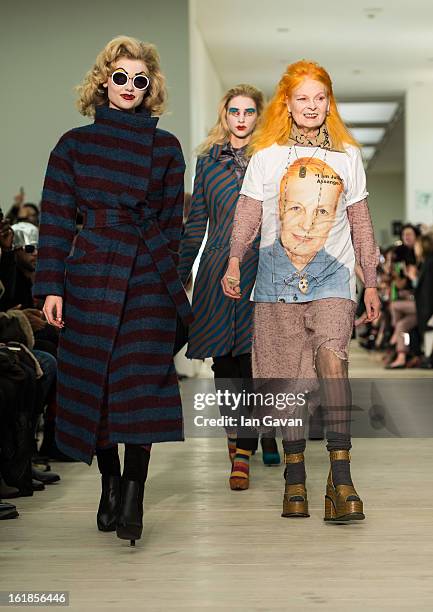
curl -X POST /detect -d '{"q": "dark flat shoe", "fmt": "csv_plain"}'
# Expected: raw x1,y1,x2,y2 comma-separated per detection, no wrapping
32,467,60,485
32,479,45,491
0,501,19,520
0,481,21,499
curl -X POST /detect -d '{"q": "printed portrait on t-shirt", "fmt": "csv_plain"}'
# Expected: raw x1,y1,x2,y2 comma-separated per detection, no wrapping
278,158,344,271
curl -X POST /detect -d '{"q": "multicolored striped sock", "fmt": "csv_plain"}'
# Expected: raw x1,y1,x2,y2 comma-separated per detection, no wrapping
230,449,252,480
227,437,237,463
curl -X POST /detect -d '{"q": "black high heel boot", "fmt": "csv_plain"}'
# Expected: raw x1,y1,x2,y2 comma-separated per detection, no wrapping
116,478,145,546
116,445,150,546
97,475,121,532
96,446,121,532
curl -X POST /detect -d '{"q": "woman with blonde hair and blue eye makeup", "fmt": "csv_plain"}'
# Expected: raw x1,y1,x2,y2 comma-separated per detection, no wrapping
222,60,381,521
179,84,282,481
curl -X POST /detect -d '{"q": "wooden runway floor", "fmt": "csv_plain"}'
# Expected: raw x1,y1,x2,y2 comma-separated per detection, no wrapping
1,345,433,611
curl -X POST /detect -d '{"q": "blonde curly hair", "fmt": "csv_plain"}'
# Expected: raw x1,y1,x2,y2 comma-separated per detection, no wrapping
76,35,167,116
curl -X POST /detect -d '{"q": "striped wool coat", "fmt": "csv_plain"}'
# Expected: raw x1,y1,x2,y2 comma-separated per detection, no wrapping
34,106,192,465
178,144,259,358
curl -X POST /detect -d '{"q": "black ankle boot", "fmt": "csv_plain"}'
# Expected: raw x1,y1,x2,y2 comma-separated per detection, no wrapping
97,475,121,532
116,478,145,546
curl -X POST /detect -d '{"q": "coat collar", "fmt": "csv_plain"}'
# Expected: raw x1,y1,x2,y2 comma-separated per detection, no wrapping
94,105,158,132
208,143,241,188
209,143,224,161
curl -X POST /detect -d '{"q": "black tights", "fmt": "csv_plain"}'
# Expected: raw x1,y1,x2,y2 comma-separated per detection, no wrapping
96,445,151,483
212,352,253,380
212,352,258,452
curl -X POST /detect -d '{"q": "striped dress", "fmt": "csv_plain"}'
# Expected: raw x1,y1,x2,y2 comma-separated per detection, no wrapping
33,105,192,465
178,144,259,358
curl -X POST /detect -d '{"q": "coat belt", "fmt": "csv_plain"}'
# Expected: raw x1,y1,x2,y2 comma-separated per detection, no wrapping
82,208,193,325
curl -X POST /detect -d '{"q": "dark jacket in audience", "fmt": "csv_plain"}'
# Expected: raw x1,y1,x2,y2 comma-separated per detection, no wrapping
415,254,433,340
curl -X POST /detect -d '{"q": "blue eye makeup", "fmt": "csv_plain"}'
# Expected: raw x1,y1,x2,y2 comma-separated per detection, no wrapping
228,107,256,116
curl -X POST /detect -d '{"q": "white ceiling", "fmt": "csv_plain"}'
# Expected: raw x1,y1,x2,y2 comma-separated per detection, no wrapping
196,0,431,173
196,0,433,98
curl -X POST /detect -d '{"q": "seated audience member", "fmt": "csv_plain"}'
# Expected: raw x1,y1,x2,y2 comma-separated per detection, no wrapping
356,225,433,368
5,189,40,227
0,273,38,498
357,247,394,351
0,344,20,519
2,220,71,462
0,273,19,519
385,229,433,369
0,212,15,307
5,222,58,357
11,221,39,308
0,230,60,500
386,269,418,369
415,233,433,364
394,223,419,266
17,203,40,227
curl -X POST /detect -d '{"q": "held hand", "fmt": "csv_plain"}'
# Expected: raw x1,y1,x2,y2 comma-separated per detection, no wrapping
221,258,241,300
43,296,65,329
356,288,381,326
13,188,25,206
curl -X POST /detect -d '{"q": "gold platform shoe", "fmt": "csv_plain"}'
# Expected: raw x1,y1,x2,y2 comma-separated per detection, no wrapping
281,452,310,518
324,450,365,522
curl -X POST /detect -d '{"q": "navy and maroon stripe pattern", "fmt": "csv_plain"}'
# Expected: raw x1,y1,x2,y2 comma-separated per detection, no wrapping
34,106,189,464
178,144,259,358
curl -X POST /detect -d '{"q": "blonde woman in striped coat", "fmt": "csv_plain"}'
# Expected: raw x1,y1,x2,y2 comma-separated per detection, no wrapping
179,85,281,480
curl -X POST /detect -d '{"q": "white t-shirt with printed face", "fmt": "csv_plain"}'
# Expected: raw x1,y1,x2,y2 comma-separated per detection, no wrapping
240,143,368,303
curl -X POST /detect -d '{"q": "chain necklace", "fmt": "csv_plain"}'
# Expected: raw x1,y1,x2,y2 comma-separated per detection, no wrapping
292,145,320,178
281,147,328,294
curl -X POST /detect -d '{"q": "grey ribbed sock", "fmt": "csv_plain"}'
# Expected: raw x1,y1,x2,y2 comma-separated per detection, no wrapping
282,439,306,485
326,432,353,486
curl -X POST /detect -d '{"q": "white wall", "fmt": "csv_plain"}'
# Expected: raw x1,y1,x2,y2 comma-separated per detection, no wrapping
1,0,190,210
406,85,433,226
366,172,405,246
188,0,224,187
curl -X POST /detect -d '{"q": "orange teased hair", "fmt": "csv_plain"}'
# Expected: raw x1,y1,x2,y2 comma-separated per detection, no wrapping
250,60,358,154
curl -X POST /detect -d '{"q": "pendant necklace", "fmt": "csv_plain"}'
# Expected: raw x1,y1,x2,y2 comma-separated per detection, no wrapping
292,144,320,179
290,250,317,294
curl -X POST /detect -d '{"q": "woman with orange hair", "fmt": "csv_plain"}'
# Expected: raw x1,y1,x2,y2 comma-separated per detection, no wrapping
222,61,381,522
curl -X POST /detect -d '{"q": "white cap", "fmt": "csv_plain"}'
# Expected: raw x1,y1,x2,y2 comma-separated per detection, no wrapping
11,221,39,249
